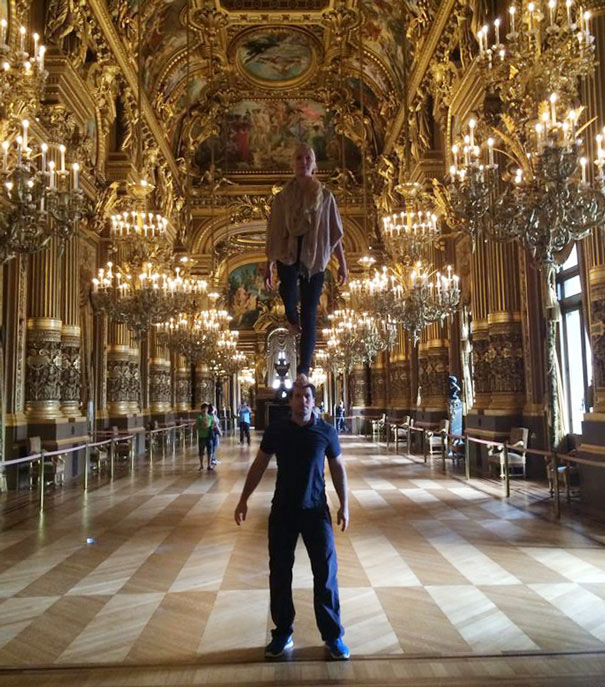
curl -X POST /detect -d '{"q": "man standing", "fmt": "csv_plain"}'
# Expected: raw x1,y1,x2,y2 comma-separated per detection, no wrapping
196,403,214,471
238,401,252,446
234,377,350,660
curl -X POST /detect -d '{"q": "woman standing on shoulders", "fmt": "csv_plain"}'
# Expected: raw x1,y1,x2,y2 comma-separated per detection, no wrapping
265,143,348,376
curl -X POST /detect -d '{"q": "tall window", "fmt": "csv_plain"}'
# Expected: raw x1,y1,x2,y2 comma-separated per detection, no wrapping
556,245,592,434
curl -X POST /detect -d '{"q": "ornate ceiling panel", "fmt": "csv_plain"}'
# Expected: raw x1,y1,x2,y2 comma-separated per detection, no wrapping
220,0,330,9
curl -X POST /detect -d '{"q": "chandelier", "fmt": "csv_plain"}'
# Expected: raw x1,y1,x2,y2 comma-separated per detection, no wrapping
381,182,441,264
445,0,605,265
0,22,46,122
0,29,85,263
91,261,207,332
350,259,460,344
322,308,387,373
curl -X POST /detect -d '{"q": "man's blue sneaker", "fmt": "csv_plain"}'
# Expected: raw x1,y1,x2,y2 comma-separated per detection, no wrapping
265,634,293,658
325,637,350,660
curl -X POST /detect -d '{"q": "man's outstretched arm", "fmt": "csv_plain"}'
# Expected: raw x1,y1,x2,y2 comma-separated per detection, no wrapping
327,454,349,531
234,448,272,525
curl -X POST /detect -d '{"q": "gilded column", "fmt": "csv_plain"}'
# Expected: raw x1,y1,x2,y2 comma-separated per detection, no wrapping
25,237,63,420
469,240,491,412
128,333,141,414
370,352,387,409
485,242,525,414
175,355,192,412
390,325,412,411
418,323,449,413
60,237,82,417
195,363,214,408
106,322,131,416
149,330,171,413
350,363,368,408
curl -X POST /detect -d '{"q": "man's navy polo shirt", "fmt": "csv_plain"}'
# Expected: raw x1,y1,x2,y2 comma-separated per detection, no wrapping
260,414,341,511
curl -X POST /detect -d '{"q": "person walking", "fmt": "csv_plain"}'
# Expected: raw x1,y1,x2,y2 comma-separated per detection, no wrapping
265,143,348,376
234,376,350,661
196,403,214,471
335,400,345,434
238,401,252,446
208,403,223,467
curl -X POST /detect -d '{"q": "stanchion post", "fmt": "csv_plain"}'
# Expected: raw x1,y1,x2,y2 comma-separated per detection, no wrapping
552,451,561,519
503,444,510,498
130,436,135,472
172,427,176,459
149,431,154,467
423,430,428,463
441,432,447,473
386,420,390,449
110,439,115,481
465,434,471,480
84,443,90,492
39,452,45,512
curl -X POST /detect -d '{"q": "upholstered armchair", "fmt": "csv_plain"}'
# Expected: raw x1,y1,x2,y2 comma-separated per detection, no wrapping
425,419,450,458
488,427,529,478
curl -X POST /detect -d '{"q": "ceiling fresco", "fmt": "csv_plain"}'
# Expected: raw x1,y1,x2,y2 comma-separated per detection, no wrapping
232,28,319,87
362,0,407,94
191,99,362,173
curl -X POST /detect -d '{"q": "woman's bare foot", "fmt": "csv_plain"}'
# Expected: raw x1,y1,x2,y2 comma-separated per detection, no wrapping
286,321,301,336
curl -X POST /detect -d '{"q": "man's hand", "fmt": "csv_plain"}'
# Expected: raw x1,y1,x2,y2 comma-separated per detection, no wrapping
264,261,275,290
336,505,349,532
337,261,348,286
234,500,247,526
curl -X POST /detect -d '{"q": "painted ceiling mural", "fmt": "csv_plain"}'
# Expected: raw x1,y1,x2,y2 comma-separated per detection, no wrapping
192,99,361,173
362,0,407,94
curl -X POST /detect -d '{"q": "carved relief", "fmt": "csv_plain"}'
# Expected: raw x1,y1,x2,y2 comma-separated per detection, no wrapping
150,367,172,404
176,371,192,406
61,343,82,403
106,360,132,404
487,330,525,394
418,351,448,401
592,296,605,392
472,336,491,396
25,338,62,402
350,368,367,407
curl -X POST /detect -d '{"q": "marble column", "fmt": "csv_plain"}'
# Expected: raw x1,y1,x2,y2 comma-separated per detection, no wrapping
175,355,192,413
25,238,63,420
106,322,132,416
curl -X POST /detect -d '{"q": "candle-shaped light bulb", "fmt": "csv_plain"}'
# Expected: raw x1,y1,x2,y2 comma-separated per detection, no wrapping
72,162,79,190
59,144,66,172
33,33,39,58
19,25,25,52
584,10,591,35
21,119,29,150
580,156,587,183
41,142,47,171
548,0,557,26
549,93,557,124
566,0,572,25
509,5,516,33
38,45,45,71
0,19,7,46
48,160,55,189
1,140,8,170
468,118,476,148
487,137,495,166
494,18,501,44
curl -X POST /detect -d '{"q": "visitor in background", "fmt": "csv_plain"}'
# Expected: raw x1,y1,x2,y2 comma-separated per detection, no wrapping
238,401,252,446
196,403,214,471
208,403,223,467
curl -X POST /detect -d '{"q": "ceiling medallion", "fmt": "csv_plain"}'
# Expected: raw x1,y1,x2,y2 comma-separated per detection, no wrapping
230,26,321,89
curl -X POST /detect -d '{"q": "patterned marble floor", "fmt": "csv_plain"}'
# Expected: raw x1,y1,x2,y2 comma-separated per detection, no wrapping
1,433,605,686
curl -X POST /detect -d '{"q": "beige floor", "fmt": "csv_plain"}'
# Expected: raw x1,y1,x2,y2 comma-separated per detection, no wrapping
1,434,605,686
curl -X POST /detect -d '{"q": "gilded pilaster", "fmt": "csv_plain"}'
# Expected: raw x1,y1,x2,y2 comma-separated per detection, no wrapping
469,240,490,411
485,242,525,414
60,237,82,417
149,331,171,413
370,353,387,408
390,325,412,409
4,256,28,424
25,238,63,420
175,355,192,412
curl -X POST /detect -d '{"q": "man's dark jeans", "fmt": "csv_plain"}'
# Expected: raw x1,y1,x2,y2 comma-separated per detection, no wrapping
276,261,324,376
268,506,343,641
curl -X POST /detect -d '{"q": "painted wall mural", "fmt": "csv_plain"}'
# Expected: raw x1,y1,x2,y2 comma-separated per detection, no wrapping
228,262,335,330
235,29,315,85
193,99,361,172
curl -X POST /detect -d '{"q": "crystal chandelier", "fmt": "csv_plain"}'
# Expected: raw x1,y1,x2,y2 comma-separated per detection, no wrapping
322,308,387,373
350,259,460,344
0,29,85,263
91,261,207,333
381,182,441,264
444,0,605,265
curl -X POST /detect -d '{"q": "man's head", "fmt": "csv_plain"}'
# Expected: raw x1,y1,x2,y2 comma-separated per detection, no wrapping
289,376,316,423
201,403,208,412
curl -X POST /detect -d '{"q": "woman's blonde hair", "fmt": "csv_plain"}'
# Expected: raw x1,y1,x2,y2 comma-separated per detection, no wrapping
291,143,322,209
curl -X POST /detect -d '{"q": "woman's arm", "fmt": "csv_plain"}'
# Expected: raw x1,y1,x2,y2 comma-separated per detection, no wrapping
333,240,348,285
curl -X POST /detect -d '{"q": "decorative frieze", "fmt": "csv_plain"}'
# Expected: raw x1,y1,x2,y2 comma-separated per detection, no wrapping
25,324,63,419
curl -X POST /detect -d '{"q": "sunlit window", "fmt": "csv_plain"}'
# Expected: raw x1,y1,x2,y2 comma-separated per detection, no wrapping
556,245,592,434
